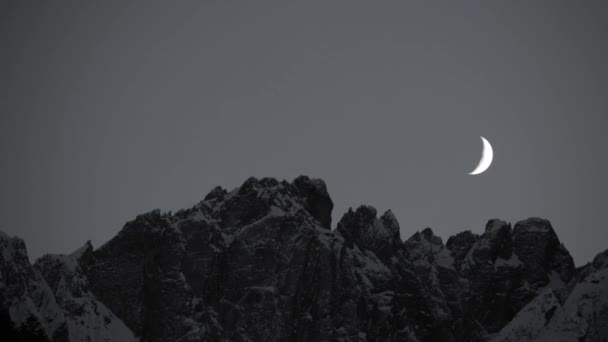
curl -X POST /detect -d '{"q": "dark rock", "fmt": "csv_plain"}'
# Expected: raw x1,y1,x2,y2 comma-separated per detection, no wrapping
1,177,605,342
203,186,226,202
512,217,575,286
592,249,608,270
292,175,334,229
446,230,478,272
0,232,68,342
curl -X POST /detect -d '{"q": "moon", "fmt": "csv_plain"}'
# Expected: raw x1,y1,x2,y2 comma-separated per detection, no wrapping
469,136,494,175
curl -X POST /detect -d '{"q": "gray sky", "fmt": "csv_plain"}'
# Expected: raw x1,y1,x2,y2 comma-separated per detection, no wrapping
1,2,607,265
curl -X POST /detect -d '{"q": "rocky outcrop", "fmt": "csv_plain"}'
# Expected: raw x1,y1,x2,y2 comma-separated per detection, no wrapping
35,251,136,342
535,249,608,341
0,231,136,342
0,231,67,342
493,248,608,342
80,176,379,342
512,218,575,290
336,206,400,257
292,175,334,229
1,176,606,341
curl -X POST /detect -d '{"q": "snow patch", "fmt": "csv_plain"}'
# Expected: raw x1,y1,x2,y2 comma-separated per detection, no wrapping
492,289,560,342
494,253,523,271
435,247,455,270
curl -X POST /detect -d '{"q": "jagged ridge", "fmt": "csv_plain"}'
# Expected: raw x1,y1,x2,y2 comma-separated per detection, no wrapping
1,176,607,342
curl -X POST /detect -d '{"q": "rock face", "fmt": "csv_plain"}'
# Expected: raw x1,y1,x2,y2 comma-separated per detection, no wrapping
0,232,136,342
0,231,67,342
35,249,137,342
0,176,606,341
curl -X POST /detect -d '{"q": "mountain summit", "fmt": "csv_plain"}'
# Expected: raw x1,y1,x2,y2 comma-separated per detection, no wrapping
1,176,607,341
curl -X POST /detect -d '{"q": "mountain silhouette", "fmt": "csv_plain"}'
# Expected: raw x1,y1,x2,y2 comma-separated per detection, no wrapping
1,176,607,341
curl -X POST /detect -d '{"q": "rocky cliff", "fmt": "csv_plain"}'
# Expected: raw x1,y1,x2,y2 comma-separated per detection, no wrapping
1,176,606,341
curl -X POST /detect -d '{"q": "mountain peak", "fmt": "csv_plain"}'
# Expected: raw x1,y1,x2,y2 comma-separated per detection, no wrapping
336,205,401,257
203,186,226,202
485,219,510,233
592,248,608,270
380,209,400,237
69,240,94,263
1,177,606,341
513,217,555,234
291,175,333,229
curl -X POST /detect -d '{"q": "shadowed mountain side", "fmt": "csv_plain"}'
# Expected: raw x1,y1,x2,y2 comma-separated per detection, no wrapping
1,176,605,342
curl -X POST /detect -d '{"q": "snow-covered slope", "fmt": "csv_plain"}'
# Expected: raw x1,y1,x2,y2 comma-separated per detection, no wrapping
35,247,137,342
536,250,608,341
0,231,67,342
0,231,135,342
491,289,561,342
492,249,608,342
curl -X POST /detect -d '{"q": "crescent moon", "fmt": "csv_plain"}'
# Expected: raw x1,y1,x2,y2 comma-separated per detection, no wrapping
469,136,494,175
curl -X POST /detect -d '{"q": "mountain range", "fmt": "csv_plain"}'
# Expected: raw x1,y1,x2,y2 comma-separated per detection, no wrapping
1,176,607,341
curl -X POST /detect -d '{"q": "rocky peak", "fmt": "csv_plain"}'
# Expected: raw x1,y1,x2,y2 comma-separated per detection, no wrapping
485,219,511,233
463,219,512,269
238,176,261,194
195,176,334,232
2,176,607,342
340,205,377,225
512,218,575,286
574,248,608,283
0,232,30,267
68,241,94,265
34,254,80,293
211,177,273,229
0,232,68,342
67,242,97,279
202,186,226,202
409,227,443,245
34,251,137,342
292,175,333,229
336,205,401,256
403,228,445,263
403,228,454,272
124,209,164,233
512,217,554,235
446,230,478,271
380,210,400,237
592,249,608,270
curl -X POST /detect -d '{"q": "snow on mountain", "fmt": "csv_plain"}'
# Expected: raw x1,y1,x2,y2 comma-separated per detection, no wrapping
535,251,608,341
492,248,608,342
490,289,560,342
0,231,135,342
1,176,607,341
35,249,137,342
0,231,67,341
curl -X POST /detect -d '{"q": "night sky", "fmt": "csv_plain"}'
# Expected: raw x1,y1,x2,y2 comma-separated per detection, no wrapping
2,2,607,265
